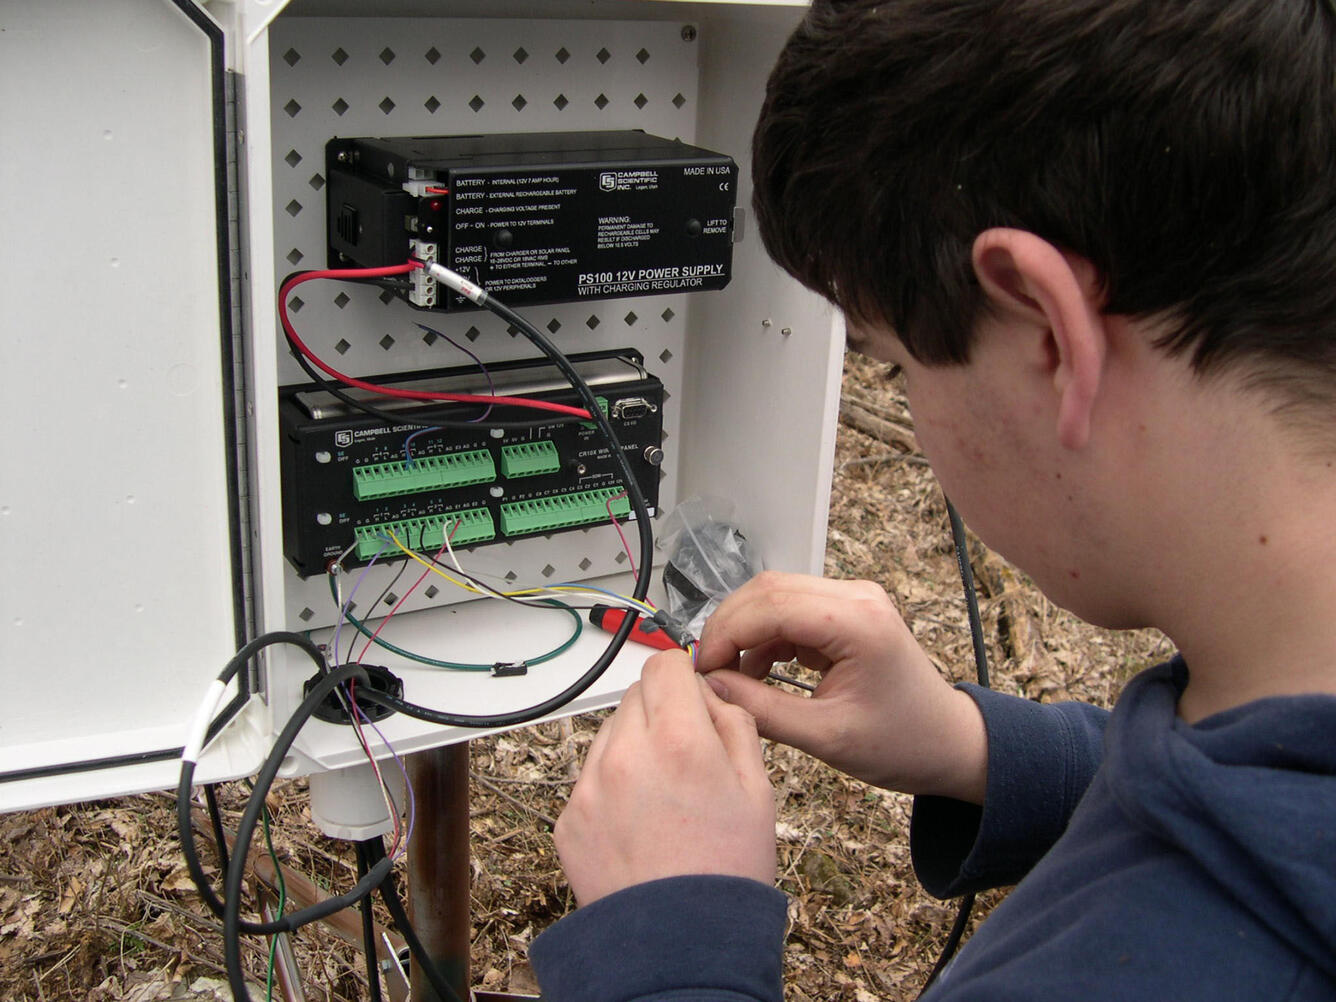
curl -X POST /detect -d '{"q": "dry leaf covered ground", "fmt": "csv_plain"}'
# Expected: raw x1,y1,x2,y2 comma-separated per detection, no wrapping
0,354,1171,1001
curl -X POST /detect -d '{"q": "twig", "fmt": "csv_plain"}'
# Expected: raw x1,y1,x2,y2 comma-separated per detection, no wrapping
32,971,45,1002
136,888,226,935
838,451,931,472
471,773,559,828
0,872,29,886
471,774,574,788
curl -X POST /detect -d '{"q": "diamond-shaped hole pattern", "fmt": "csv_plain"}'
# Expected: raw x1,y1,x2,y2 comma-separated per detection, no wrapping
332,48,349,66
285,149,302,168
379,47,396,65
425,96,441,114
661,307,675,322
634,93,648,110
541,564,556,578
379,97,396,115
513,47,529,64
615,552,628,564
379,334,396,350
332,97,349,116
469,95,485,113
547,318,561,334
673,93,687,109
594,93,609,110
624,311,638,326
425,47,441,65
298,607,314,622
379,289,397,304
553,94,569,111
512,94,527,111
596,47,611,64
636,47,651,64
506,325,520,338
421,328,437,345
505,570,518,582
470,46,486,64
555,47,570,64
309,173,325,190
283,48,301,67
659,348,674,364
579,557,593,571
287,248,304,265
334,338,351,355
284,99,301,118
333,292,350,309
288,296,304,313
586,315,601,330
285,199,302,217
383,592,399,605
425,585,439,599
466,326,481,342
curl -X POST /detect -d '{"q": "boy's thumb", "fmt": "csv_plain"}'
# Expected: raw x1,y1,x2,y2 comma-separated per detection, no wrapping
703,669,831,758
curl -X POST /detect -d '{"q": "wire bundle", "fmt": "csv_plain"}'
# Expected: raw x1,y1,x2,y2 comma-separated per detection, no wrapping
179,261,667,1000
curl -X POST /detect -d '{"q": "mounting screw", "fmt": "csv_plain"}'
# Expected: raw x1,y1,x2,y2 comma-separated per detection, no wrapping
681,24,697,42
761,318,772,328
335,150,350,163
781,327,793,337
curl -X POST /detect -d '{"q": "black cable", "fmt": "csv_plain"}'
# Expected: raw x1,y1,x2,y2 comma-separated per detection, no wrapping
178,632,330,932
350,556,415,664
224,662,395,1001
362,838,468,1002
946,498,990,688
923,890,977,989
355,842,386,1002
203,783,230,876
918,498,993,997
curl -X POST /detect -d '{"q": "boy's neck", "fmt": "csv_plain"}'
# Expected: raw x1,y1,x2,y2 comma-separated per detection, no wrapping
1128,381,1336,724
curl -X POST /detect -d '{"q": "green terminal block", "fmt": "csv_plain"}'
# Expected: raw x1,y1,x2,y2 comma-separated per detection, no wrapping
352,449,496,501
580,396,610,429
499,487,631,537
354,508,496,559
500,440,561,479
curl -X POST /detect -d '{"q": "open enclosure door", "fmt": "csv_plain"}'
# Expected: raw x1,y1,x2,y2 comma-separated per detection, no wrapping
0,0,256,810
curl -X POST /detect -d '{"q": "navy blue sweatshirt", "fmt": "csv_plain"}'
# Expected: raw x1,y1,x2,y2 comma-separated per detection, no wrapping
531,660,1336,1001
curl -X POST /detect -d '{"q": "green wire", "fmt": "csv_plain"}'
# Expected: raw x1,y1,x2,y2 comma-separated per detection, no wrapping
326,571,583,671
262,806,286,1002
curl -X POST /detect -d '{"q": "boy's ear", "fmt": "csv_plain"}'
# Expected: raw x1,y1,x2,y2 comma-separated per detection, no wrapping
971,229,1107,450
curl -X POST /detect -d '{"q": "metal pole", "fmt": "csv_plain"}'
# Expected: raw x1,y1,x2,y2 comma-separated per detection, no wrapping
407,741,472,1002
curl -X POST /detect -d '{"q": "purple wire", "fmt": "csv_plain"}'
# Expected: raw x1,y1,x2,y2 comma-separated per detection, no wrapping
405,323,497,467
361,710,417,858
333,544,386,667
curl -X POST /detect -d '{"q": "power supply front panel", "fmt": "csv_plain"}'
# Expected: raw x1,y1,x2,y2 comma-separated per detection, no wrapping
326,131,737,309
280,351,663,576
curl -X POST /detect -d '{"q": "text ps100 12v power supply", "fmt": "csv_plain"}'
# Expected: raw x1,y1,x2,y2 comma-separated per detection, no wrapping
326,130,738,310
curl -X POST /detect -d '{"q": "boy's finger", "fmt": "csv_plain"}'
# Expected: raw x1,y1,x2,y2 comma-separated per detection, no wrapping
698,676,768,783
703,668,838,759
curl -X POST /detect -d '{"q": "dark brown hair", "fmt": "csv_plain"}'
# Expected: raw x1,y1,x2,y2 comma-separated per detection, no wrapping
753,0,1336,404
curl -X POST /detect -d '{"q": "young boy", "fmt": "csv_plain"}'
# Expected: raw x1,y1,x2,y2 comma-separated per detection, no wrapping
529,1,1336,998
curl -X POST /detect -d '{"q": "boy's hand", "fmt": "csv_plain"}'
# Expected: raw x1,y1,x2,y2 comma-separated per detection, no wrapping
696,571,988,803
553,652,777,906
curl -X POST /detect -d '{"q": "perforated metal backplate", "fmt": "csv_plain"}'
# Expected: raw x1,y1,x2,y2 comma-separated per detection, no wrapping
269,17,699,629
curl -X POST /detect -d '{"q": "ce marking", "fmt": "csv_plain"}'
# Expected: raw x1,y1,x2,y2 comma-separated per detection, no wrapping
719,181,730,191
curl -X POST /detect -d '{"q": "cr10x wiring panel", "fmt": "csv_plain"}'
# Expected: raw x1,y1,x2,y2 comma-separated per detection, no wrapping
0,0,842,810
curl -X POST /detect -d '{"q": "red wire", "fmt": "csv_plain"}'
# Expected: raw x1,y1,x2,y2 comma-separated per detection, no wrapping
278,264,591,419
606,490,638,582
346,678,403,852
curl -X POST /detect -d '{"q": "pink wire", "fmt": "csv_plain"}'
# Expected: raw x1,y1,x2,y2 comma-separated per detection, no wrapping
606,491,637,582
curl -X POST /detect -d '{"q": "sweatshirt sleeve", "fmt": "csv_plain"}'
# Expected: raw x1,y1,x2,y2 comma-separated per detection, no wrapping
911,684,1109,898
530,874,788,1002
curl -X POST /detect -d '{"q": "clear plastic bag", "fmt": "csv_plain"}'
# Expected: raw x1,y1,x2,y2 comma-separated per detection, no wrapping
658,497,762,637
